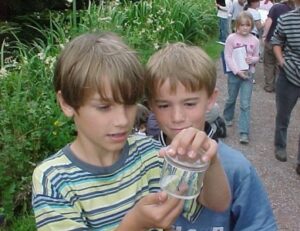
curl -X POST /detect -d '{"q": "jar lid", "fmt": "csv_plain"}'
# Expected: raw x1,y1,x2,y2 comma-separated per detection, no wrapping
164,153,210,172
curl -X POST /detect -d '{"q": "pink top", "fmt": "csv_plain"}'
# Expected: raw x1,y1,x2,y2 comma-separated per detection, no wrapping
224,33,260,75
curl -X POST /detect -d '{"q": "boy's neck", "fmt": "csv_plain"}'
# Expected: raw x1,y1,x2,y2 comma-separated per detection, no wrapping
70,140,121,167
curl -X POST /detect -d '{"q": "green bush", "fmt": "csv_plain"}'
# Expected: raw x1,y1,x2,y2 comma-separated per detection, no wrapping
0,0,218,229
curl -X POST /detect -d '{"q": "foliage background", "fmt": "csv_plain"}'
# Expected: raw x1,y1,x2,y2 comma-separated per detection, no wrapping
0,0,219,229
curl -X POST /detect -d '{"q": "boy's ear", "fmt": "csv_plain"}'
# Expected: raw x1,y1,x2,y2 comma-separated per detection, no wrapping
56,91,75,118
206,88,219,112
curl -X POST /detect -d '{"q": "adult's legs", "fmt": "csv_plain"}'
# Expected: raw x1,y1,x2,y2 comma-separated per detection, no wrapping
223,73,241,123
274,70,299,152
219,17,229,43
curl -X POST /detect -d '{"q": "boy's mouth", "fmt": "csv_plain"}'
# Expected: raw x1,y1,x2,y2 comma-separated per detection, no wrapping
107,132,128,142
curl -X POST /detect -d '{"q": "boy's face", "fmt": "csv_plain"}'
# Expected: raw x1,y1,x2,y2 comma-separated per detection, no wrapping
150,80,216,144
58,81,137,162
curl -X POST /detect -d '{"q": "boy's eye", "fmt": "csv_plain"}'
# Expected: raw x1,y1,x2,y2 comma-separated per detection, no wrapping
95,105,110,111
157,104,169,109
185,102,197,107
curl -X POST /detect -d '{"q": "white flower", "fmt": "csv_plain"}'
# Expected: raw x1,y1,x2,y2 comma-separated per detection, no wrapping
147,18,153,24
37,52,46,60
0,67,7,78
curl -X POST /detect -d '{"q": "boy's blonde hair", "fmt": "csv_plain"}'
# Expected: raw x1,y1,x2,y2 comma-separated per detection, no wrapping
235,11,255,31
54,32,144,110
145,42,216,101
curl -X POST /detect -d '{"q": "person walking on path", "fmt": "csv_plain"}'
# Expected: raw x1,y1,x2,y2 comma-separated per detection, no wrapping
244,0,263,38
223,11,260,144
229,0,247,32
262,0,295,92
271,1,300,175
216,0,233,43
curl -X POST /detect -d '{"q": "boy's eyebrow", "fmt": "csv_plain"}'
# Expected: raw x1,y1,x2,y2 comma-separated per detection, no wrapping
90,96,111,103
154,96,200,103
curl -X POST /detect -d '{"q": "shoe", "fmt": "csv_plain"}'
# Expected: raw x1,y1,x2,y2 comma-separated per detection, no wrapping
252,79,256,84
275,149,287,162
239,134,249,144
225,120,233,127
296,164,300,175
263,86,274,93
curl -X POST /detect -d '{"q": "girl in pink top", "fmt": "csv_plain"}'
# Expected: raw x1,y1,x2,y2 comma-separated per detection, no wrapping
223,11,259,144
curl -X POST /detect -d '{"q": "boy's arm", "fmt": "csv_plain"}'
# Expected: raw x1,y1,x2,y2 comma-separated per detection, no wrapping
273,45,284,67
116,192,184,231
159,128,231,212
199,154,231,212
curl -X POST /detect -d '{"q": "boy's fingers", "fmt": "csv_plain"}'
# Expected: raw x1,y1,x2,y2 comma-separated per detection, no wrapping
169,128,199,154
162,197,184,226
201,139,218,162
141,191,168,205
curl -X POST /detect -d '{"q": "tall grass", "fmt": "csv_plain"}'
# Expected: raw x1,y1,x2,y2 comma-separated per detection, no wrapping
0,0,218,229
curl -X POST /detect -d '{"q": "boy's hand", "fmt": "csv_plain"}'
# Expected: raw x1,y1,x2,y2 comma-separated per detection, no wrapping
158,127,218,164
118,192,183,230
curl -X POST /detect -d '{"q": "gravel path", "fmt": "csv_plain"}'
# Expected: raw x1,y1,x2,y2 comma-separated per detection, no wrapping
215,59,300,230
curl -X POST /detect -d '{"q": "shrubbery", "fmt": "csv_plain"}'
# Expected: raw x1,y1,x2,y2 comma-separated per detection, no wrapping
0,0,218,229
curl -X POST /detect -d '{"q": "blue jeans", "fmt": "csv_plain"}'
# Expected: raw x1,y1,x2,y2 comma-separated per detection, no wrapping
219,17,229,43
223,72,253,135
274,69,300,152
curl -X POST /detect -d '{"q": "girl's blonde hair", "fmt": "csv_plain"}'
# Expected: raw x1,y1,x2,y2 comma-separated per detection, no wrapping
54,32,144,110
235,11,255,31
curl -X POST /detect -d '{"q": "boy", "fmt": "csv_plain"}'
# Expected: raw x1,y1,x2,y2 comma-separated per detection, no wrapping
32,32,230,230
145,42,277,230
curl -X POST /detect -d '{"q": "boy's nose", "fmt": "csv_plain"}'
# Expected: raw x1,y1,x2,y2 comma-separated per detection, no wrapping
171,107,185,123
113,106,130,126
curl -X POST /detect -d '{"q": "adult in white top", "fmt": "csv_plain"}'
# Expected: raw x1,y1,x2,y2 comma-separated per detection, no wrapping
229,0,246,31
244,0,263,36
216,0,233,42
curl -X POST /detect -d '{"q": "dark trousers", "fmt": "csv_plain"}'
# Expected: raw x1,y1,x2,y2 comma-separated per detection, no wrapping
274,69,300,154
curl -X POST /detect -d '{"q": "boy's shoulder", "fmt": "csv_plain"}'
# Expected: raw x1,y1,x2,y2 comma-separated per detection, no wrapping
217,141,254,177
35,146,70,169
128,134,162,147
33,146,71,174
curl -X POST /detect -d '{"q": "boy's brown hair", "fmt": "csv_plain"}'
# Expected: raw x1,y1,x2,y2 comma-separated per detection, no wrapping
145,42,216,101
53,32,144,110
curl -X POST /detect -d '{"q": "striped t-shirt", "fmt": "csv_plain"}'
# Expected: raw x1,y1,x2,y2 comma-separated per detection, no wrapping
32,135,163,230
271,8,300,87
32,135,200,230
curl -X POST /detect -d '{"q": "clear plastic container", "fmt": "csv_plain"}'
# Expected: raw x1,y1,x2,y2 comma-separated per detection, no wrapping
160,154,209,200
